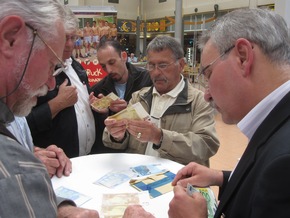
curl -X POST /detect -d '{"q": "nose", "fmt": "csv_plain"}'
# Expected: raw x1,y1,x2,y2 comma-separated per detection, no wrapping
46,76,56,91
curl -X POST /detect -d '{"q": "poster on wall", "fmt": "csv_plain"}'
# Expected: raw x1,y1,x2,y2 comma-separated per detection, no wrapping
70,6,117,86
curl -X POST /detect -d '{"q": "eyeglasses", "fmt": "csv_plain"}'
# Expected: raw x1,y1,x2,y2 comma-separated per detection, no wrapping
197,45,235,88
25,23,67,77
146,60,177,72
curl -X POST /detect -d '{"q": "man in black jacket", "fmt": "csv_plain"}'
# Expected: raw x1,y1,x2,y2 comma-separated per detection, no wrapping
90,40,152,153
27,8,95,158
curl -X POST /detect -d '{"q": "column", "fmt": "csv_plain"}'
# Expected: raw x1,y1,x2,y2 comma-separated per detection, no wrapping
174,0,183,44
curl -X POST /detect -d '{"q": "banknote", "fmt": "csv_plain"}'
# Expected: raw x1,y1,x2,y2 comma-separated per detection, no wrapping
108,102,150,120
186,183,217,218
101,192,150,218
91,92,119,110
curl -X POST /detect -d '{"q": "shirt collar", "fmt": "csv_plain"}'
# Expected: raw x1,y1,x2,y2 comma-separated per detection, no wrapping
0,100,14,124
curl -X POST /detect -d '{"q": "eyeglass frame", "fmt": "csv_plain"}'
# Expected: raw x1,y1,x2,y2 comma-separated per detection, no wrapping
25,23,67,77
197,45,235,88
146,60,179,72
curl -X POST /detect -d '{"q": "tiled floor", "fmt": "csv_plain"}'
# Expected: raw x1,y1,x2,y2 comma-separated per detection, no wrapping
210,112,248,197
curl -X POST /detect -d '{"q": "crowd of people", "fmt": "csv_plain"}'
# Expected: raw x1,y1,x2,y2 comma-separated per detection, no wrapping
74,20,118,58
1,0,290,217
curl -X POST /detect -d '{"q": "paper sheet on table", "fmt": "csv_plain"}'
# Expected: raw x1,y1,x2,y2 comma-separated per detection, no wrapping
91,92,119,110
129,171,176,198
94,164,167,188
101,192,150,218
108,102,150,120
54,186,92,206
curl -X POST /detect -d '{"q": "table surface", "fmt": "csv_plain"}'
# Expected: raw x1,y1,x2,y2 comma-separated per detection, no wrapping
51,153,184,217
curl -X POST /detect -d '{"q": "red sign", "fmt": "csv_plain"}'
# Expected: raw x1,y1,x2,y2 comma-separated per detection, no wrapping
78,58,107,87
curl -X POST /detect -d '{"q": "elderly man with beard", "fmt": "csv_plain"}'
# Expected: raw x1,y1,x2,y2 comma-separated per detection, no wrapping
90,40,152,154
0,1,98,217
103,35,219,166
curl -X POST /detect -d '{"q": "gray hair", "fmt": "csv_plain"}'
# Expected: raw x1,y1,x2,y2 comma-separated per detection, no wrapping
147,35,184,60
63,5,78,34
198,8,290,64
0,0,65,50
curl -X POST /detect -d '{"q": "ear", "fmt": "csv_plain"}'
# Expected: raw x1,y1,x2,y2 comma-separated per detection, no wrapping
0,16,26,58
120,51,128,62
234,38,254,77
178,57,186,70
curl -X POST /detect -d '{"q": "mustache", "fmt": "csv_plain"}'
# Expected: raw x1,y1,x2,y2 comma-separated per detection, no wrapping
153,76,168,83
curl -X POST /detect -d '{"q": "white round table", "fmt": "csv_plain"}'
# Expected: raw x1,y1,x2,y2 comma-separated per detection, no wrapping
51,153,184,217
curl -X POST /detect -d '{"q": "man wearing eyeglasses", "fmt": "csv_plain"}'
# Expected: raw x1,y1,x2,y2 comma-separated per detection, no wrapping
166,8,290,218
26,6,96,158
103,35,219,166
0,0,98,217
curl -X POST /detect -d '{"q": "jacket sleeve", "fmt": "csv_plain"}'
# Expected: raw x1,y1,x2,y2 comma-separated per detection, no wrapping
158,93,220,166
26,102,53,134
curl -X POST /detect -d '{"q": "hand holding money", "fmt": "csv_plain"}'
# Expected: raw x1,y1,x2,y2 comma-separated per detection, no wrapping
91,92,119,113
104,118,128,142
168,184,208,218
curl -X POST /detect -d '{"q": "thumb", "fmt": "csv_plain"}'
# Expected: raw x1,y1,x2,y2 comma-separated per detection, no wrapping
60,79,68,88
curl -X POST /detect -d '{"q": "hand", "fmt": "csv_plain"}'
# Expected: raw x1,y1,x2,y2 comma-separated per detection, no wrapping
104,118,128,141
57,205,99,218
171,162,223,188
90,93,109,114
109,99,127,113
34,145,72,178
123,205,155,218
126,120,162,144
57,79,78,108
168,185,207,218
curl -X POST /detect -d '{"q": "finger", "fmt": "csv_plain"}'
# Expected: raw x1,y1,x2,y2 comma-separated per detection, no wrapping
62,158,72,177
60,78,68,87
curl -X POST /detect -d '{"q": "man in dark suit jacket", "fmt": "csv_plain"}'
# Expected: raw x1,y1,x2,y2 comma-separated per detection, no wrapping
122,8,290,218
27,8,95,158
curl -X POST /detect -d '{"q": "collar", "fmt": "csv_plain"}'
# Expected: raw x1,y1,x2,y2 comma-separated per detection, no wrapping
0,100,14,124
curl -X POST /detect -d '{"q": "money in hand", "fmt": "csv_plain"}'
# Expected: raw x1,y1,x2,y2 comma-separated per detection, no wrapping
91,92,119,111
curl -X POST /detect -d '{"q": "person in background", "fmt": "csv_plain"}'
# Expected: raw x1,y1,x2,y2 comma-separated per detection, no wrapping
99,20,110,43
103,35,219,166
92,20,100,54
124,8,290,218
83,21,93,57
90,40,152,154
74,28,84,58
109,23,118,41
127,52,138,63
27,6,96,158
0,0,98,217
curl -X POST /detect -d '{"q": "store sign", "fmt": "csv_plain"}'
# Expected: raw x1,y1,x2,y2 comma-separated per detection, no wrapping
118,19,166,33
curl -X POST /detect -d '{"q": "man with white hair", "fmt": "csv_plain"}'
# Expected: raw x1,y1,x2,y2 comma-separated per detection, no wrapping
0,0,98,217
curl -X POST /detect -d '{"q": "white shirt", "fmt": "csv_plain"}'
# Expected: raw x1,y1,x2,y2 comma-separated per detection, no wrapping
145,75,185,156
65,58,96,155
6,116,34,152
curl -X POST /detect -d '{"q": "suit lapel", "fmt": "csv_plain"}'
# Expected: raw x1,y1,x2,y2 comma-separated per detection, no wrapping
215,91,290,217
